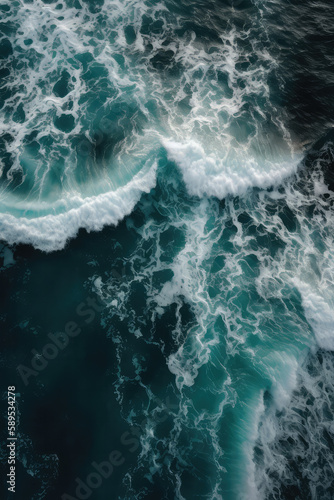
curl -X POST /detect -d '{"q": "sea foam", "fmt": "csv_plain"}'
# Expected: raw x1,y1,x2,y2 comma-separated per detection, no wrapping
0,163,157,252
163,139,301,199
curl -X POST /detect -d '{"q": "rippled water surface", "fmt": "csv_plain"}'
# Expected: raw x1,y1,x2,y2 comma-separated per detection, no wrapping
0,0,334,499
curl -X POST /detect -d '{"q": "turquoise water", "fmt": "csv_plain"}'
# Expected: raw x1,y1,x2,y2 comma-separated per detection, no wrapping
0,0,334,499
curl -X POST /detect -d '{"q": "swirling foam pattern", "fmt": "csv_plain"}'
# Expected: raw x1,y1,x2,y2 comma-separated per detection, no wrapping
0,0,303,249
1,0,334,499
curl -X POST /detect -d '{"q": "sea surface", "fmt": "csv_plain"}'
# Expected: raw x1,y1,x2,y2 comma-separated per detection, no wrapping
0,0,334,499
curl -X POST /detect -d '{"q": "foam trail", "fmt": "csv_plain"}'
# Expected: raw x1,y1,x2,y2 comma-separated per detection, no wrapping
0,163,157,251
293,279,334,351
164,139,301,199
1,0,334,498
255,350,334,500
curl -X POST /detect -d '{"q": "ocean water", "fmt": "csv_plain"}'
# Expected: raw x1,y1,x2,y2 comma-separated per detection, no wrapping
0,0,334,499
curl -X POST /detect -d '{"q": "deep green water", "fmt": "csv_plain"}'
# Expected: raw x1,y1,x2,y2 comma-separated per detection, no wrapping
0,0,334,499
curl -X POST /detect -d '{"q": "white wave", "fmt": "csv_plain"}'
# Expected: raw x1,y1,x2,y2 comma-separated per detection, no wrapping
255,350,334,500
0,0,300,252
0,163,157,252
294,279,334,351
164,139,301,199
